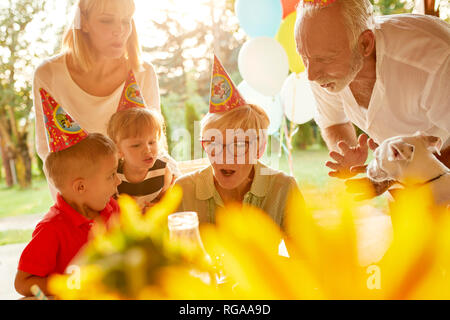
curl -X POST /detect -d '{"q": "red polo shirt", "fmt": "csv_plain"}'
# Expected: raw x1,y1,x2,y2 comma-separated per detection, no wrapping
18,194,119,277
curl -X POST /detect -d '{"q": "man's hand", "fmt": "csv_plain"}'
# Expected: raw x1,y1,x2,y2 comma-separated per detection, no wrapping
326,134,378,179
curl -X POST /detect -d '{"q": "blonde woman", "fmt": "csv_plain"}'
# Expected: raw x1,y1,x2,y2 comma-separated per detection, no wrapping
33,0,178,196
175,104,303,231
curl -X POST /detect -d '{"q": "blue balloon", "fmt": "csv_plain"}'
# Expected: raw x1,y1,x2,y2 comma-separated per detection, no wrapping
235,0,282,38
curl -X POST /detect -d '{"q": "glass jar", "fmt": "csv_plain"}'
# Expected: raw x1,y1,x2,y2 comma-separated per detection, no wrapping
168,212,215,285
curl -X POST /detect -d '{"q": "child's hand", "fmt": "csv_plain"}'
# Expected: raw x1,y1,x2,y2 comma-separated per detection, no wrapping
164,166,174,188
14,270,49,298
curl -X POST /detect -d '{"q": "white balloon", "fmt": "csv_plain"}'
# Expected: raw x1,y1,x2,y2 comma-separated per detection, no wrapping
237,81,283,135
280,72,317,124
238,37,289,96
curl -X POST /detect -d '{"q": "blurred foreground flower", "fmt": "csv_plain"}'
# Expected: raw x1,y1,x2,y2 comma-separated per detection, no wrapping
285,184,449,299
48,185,216,299
49,182,450,299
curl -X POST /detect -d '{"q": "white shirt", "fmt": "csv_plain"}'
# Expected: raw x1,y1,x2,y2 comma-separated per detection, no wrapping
312,14,450,149
33,54,161,161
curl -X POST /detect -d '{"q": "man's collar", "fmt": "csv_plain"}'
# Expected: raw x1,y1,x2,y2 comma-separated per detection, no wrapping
195,165,216,200
249,161,272,197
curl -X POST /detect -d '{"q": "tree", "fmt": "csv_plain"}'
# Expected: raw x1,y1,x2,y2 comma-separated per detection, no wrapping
185,100,201,160
140,0,246,160
142,0,246,110
0,130,13,187
0,0,67,188
0,1,45,188
370,0,414,15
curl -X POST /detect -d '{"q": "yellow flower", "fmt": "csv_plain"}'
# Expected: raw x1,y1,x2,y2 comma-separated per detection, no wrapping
49,186,186,299
200,204,323,299
49,181,450,300
377,186,450,299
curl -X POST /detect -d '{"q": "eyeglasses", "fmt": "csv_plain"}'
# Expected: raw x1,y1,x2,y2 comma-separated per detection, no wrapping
201,139,253,157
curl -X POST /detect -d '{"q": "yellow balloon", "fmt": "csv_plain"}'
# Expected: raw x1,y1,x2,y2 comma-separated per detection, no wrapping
275,11,305,74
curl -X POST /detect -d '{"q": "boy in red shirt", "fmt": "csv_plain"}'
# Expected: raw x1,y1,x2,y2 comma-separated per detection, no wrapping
14,131,121,297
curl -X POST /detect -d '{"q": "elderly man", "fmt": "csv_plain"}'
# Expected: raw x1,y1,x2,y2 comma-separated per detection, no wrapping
295,0,450,197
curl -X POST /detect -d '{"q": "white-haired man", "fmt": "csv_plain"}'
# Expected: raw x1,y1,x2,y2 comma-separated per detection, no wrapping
295,0,449,198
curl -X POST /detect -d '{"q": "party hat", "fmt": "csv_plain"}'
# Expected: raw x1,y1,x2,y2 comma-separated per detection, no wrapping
117,70,145,112
39,88,88,152
302,0,337,6
209,55,246,113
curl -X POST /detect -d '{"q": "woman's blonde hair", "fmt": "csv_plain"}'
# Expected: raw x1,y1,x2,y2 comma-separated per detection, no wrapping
62,0,141,72
201,104,270,140
107,107,165,144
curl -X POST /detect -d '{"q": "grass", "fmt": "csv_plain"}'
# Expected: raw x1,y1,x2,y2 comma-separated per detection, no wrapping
269,148,331,188
0,177,52,218
264,148,388,210
0,229,33,246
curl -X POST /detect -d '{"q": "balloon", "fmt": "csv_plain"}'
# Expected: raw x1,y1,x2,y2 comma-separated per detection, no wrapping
237,80,283,135
275,11,305,74
281,0,300,19
238,37,289,96
280,72,316,124
235,0,282,38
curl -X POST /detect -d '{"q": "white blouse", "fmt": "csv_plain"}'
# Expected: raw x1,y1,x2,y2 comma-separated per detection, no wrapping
33,53,161,161
311,14,450,149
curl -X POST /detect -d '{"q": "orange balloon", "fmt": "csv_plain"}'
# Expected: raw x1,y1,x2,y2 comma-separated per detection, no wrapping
281,0,300,19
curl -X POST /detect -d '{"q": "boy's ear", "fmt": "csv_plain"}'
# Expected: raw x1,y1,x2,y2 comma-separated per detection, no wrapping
72,178,86,194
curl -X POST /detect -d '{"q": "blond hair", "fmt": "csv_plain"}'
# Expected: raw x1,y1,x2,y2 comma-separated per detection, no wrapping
45,133,117,190
107,107,165,144
62,0,141,72
296,0,375,47
201,104,270,140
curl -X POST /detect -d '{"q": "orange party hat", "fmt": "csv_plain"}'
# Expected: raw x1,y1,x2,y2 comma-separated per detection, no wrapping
39,88,88,153
209,55,246,113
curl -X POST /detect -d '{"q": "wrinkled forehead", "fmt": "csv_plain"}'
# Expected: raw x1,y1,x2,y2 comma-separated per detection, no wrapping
296,6,350,55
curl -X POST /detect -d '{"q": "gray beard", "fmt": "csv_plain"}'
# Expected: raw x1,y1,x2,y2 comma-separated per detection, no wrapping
342,48,365,90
